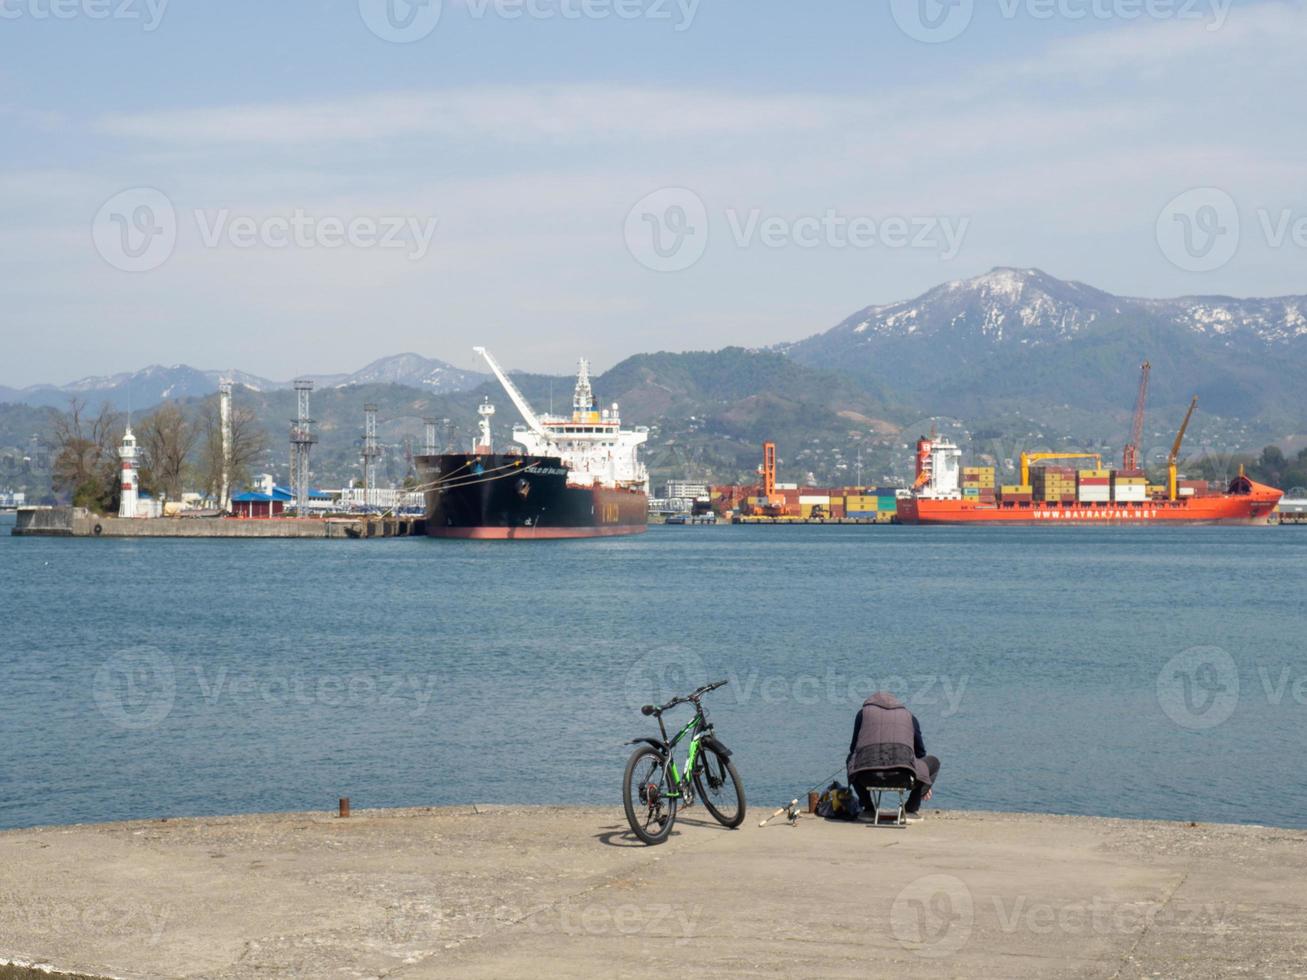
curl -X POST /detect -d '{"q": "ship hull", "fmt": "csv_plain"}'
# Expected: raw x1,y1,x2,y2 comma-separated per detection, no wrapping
416,454,648,540
898,491,1281,526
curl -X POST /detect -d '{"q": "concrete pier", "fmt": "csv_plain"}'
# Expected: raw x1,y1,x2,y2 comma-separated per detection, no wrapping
10,507,422,539
2,806,1304,978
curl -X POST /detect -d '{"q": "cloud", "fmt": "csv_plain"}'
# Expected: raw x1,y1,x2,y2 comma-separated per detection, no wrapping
94,86,874,147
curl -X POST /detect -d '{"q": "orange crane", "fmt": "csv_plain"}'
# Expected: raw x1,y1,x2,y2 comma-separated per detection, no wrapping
761,441,777,501
1168,396,1198,501
1122,360,1150,472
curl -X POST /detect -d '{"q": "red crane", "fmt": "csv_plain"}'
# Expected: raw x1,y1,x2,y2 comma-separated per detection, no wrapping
1122,360,1150,473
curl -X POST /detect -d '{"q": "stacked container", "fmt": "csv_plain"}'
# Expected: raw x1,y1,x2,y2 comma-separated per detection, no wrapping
1032,466,1077,502
1000,484,1034,502
845,494,875,518
1112,472,1148,503
1077,469,1112,503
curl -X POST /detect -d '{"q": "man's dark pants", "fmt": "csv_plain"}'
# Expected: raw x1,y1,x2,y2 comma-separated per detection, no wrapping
851,755,940,813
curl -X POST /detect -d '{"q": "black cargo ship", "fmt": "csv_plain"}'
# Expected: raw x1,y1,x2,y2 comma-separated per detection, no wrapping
416,452,648,540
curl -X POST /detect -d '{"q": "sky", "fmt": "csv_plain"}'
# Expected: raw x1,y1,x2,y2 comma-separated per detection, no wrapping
2,0,1305,385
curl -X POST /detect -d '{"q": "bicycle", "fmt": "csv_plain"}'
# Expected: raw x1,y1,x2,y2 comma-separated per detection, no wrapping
622,679,746,845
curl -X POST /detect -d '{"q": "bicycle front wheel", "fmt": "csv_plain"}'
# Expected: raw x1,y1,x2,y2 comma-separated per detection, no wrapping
693,745,746,828
623,744,677,845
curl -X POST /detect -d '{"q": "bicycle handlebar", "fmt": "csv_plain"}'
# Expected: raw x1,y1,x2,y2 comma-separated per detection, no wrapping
640,678,728,716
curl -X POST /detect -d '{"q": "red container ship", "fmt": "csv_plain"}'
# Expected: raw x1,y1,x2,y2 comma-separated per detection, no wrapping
897,377,1282,525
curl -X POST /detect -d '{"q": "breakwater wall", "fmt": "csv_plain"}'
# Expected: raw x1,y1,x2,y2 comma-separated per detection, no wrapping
11,507,422,539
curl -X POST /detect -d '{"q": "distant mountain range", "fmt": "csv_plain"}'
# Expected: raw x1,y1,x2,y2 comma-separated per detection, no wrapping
781,267,1307,427
0,354,487,410
5,268,1305,493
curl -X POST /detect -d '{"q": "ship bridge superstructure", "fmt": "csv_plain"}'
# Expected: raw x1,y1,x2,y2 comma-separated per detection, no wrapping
474,347,649,491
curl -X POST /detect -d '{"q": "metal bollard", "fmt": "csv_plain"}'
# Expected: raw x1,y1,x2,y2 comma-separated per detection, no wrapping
339,797,350,818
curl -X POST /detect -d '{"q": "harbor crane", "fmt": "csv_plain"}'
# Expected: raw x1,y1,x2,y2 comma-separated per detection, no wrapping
1122,360,1150,472
1168,396,1199,501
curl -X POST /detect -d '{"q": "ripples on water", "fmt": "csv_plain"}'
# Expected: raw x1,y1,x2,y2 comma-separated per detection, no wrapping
1,512,1303,830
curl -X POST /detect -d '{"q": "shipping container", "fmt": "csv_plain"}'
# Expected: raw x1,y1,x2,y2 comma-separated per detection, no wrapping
798,495,830,505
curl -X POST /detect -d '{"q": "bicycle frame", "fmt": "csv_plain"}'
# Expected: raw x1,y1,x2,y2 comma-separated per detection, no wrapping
651,705,711,800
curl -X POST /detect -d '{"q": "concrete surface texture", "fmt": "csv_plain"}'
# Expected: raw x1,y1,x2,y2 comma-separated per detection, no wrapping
1,806,1304,979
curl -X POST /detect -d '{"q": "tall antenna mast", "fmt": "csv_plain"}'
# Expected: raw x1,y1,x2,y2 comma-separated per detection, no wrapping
290,380,316,515
219,380,233,512
362,404,381,511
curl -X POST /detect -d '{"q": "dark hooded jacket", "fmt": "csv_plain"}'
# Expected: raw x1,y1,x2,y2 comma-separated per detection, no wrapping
846,691,932,786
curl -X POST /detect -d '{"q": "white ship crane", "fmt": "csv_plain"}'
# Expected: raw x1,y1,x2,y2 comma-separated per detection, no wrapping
473,346,649,492
473,346,549,442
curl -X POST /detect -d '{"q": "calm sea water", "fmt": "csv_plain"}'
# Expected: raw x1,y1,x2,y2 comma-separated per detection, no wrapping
2,511,1304,831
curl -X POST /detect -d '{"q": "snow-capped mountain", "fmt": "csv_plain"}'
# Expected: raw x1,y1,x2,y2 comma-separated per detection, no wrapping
0,355,486,411
790,268,1307,350
782,268,1307,421
333,353,485,392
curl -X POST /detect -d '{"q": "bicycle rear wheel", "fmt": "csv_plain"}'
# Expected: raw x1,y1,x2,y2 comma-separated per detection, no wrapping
693,745,746,828
623,745,677,845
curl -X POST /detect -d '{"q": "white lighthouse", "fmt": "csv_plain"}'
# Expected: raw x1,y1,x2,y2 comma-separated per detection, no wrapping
118,425,140,518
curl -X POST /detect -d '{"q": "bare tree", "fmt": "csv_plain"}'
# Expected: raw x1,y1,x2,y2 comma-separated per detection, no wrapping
200,394,267,503
50,399,121,512
138,402,198,502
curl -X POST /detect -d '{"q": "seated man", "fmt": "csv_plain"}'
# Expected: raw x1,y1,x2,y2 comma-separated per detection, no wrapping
847,691,940,819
